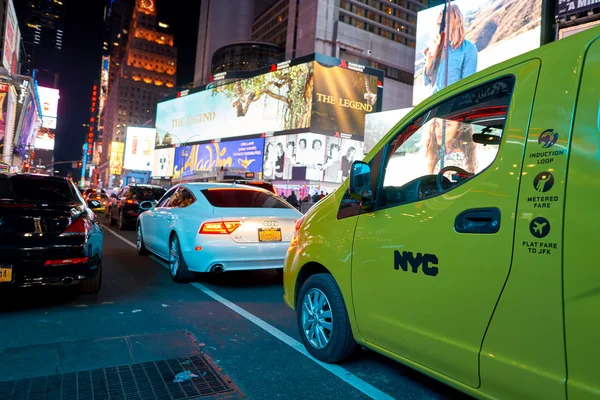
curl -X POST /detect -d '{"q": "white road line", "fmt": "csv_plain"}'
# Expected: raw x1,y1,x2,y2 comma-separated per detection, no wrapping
103,225,395,400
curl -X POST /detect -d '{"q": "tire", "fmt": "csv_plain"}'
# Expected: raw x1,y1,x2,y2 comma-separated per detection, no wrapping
80,258,102,294
136,223,149,256
168,234,194,283
118,212,127,230
296,273,357,363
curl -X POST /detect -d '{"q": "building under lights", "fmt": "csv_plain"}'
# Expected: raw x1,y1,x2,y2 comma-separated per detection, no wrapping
100,0,176,187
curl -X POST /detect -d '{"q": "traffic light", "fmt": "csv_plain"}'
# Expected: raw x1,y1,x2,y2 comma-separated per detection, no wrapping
23,163,30,172
78,161,82,168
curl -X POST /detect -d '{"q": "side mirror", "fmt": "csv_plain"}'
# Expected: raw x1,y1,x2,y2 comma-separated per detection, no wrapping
139,200,155,211
348,161,373,203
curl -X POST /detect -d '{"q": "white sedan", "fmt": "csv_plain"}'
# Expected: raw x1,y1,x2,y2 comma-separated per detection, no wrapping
136,182,303,282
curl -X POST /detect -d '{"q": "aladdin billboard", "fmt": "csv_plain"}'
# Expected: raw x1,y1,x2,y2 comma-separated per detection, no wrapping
413,0,542,106
155,54,384,148
173,137,265,179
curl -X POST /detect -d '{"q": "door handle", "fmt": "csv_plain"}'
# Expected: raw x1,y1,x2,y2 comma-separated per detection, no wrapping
455,208,500,234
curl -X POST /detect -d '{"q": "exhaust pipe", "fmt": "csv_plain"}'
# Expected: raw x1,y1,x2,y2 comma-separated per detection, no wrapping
210,264,224,273
62,277,74,285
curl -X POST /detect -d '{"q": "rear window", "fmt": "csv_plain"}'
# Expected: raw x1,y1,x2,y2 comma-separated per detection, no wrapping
131,187,166,200
88,194,108,200
238,181,276,193
0,175,78,203
201,188,292,209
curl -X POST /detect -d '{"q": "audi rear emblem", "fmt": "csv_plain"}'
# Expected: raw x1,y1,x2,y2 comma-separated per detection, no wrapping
263,220,278,227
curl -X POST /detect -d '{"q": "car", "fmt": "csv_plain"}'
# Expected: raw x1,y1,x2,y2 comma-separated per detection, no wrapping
86,192,109,213
0,173,103,293
83,187,106,200
137,182,303,282
107,183,166,230
283,27,600,400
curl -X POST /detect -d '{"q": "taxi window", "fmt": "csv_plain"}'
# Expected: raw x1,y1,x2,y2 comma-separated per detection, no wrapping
380,77,514,208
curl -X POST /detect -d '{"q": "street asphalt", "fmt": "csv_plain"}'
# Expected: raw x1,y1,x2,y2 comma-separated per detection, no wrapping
0,217,471,400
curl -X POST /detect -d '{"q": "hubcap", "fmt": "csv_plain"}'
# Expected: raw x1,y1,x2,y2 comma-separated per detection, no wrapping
136,226,142,251
169,238,179,276
301,288,333,349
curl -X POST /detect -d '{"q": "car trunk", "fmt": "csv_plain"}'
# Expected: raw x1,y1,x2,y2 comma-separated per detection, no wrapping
0,201,80,237
210,207,299,243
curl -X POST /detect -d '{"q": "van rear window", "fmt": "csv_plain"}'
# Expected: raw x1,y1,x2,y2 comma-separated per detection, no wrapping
201,189,292,209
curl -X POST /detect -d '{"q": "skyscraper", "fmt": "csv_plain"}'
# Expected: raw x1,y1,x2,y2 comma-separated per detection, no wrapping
15,0,65,88
194,0,424,111
100,0,176,187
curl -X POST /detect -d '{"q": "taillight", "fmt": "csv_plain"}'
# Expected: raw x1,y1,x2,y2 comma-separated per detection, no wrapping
45,257,89,266
199,221,241,234
294,215,306,232
60,216,92,237
126,199,138,204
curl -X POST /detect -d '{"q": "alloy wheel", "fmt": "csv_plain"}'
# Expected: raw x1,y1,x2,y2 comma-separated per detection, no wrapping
136,225,142,252
169,238,180,276
301,288,333,349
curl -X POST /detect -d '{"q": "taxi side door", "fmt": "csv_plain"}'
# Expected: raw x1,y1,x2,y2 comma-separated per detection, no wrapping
350,62,540,388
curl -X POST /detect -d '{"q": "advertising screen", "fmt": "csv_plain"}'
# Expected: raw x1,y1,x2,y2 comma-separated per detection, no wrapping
0,83,8,150
173,137,265,179
264,133,364,183
37,86,60,130
557,0,600,17
413,0,542,106
34,129,55,150
124,127,155,171
2,0,20,76
312,58,382,136
109,141,125,175
156,63,314,147
151,147,175,178
364,108,414,154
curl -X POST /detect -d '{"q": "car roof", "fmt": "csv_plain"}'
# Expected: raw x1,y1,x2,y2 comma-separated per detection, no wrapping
182,182,272,194
0,173,69,183
127,184,164,189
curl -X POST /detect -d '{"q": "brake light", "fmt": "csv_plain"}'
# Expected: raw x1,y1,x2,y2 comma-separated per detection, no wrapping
126,199,138,204
199,221,241,234
45,257,89,266
294,215,306,232
59,216,92,237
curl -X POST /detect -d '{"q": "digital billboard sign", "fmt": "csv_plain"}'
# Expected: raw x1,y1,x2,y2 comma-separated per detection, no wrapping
37,86,60,130
263,133,364,183
364,108,414,154
151,147,175,178
413,0,542,106
109,141,124,175
2,0,20,76
557,0,600,17
156,54,384,148
173,137,264,179
124,127,155,171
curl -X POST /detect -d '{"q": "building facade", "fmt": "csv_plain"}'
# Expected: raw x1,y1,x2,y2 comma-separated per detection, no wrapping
100,0,176,187
194,0,425,111
14,0,64,88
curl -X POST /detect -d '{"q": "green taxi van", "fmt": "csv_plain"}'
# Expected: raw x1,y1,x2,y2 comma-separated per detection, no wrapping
283,26,600,400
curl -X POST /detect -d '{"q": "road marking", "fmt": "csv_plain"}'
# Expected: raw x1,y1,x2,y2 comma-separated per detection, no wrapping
103,225,137,249
103,224,394,400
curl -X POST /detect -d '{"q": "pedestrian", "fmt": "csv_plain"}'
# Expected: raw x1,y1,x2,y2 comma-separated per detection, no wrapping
318,191,325,200
287,191,299,208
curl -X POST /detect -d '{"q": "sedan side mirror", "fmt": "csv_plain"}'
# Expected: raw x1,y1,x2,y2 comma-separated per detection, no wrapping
348,161,374,204
139,200,155,211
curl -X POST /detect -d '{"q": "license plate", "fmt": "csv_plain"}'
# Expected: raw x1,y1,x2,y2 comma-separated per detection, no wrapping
258,228,282,242
0,265,12,282
90,201,100,207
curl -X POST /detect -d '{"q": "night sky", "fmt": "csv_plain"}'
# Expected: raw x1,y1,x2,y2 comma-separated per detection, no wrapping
54,0,200,175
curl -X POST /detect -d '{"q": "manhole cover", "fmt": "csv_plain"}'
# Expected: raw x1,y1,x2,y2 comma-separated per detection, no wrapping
0,355,244,400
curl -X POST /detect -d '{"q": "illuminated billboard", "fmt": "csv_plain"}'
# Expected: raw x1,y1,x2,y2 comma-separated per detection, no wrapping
109,141,124,175
151,147,175,178
263,133,364,183
413,0,542,106
2,0,20,76
173,137,264,179
156,54,384,147
37,86,60,130
34,129,55,150
124,127,155,171
364,108,414,154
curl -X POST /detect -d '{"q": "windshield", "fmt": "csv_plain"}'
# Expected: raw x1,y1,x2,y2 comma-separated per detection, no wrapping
131,187,166,200
0,175,78,203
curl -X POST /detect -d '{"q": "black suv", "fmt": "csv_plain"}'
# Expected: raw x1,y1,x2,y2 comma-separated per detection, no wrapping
107,184,166,230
